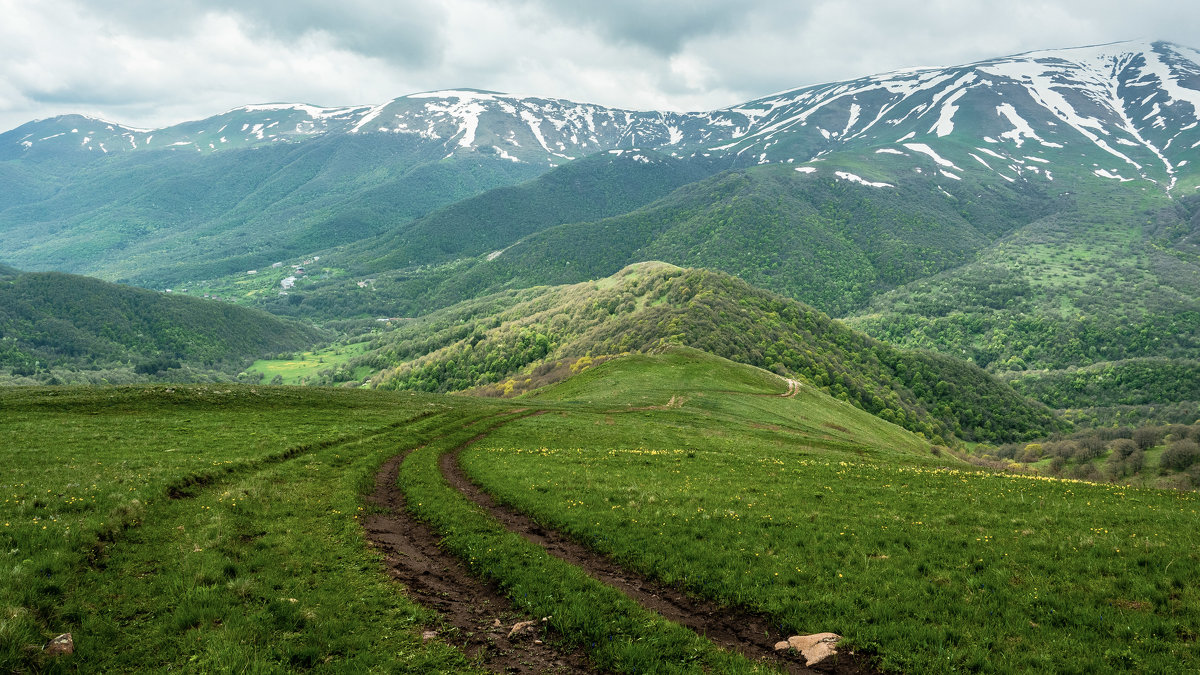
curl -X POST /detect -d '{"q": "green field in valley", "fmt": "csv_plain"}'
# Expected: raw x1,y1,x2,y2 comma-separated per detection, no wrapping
245,340,373,385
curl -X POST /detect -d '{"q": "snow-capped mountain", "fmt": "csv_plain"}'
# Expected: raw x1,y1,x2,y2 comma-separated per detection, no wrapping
4,40,1200,190
706,39,1200,189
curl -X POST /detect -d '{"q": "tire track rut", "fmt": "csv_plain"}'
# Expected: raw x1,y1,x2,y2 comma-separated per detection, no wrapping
442,428,880,675
363,434,594,674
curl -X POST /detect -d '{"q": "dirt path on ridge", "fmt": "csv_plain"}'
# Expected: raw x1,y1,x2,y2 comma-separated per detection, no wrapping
781,378,801,398
363,449,594,674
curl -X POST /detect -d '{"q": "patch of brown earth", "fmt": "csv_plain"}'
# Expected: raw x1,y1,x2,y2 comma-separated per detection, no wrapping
363,451,593,674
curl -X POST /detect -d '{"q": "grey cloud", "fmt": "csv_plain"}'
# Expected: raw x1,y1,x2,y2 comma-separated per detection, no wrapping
8,0,1200,133
221,0,447,66
520,0,796,55
75,0,449,66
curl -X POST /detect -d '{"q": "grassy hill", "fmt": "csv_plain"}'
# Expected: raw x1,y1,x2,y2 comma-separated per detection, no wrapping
284,263,1058,443
0,271,327,383
532,345,937,459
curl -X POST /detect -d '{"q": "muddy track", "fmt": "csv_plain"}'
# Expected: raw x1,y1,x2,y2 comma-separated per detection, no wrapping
443,431,881,675
363,447,594,674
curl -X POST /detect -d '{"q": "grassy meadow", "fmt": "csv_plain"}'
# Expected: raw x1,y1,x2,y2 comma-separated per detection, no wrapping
0,384,500,672
2,347,1196,672
245,340,373,385
464,349,1200,673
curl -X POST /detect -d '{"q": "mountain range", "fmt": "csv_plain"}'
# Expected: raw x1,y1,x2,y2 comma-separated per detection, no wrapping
8,39,1200,186
2,39,1199,431
4,40,1200,280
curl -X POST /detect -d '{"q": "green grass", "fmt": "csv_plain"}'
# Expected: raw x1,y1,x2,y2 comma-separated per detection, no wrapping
0,384,494,672
460,351,1200,673
246,341,372,385
5,348,1199,672
397,412,769,673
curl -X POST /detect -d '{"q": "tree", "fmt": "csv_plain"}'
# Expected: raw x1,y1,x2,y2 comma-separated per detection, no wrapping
1048,456,1066,476
1126,450,1146,475
1160,440,1200,472
1133,427,1161,451
1108,438,1137,461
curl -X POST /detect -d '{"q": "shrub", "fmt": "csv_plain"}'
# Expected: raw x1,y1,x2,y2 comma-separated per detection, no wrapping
1109,438,1138,461
1126,450,1146,475
1160,440,1200,472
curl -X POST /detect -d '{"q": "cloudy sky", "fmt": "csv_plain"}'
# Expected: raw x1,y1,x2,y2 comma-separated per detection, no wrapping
1,0,1197,132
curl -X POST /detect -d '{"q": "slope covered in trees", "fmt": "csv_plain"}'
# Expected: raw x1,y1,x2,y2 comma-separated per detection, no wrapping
0,271,327,382
345,149,720,273
847,183,1200,423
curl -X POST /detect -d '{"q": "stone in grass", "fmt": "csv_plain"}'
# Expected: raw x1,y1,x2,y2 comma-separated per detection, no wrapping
508,616,551,640
773,632,841,666
45,633,74,656
508,621,538,639
421,630,438,642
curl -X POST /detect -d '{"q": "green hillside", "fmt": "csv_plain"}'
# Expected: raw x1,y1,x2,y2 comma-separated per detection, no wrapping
347,149,719,273
293,263,1058,443
0,135,541,285
847,182,1200,423
263,159,1052,320
0,271,327,383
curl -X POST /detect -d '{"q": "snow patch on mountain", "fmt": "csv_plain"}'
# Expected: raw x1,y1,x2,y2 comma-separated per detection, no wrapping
1094,168,1134,181
931,88,967,137
351,104,388,133
904,142,961,170
1138,44,1200,114
835,170,894,188
995,103,1043,148
970,152,992,169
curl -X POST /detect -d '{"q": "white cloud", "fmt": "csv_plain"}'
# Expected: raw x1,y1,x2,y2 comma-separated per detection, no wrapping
1,0,1198,132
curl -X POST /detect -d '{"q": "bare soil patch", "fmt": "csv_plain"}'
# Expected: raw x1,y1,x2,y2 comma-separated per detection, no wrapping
363,451,594,674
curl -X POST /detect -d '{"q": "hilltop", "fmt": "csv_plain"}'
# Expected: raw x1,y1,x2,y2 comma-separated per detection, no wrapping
282,263,1058,443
